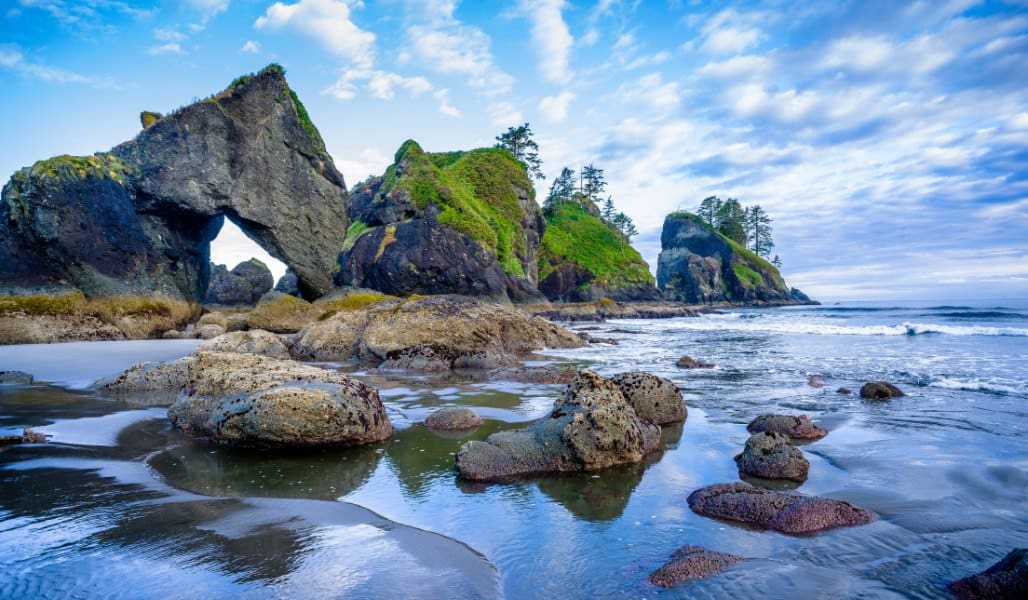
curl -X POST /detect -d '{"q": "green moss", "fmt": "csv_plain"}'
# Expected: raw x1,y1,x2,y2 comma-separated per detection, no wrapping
538,201,654,288
140,111,162,129
342,219,374,251
29,153,134,185
317,291,394,320
375,142,532,278
245,258,268,269
732,263,761,287
287,88,328,159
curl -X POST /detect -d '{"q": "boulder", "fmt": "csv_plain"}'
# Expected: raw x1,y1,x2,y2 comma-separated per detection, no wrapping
196,323,225,340
676,355,715,369
204,259,273,306
657,212,800,304
165,352,391,448
424,407,483,432
687,482,876,534
734,432,809,481
860,381,905,400
294,294,584,365
949,548,1028,599
746,413,827,441
248,291,322,333
0,64,347,301
455,370,660,481
161,329,182,339
198,329,292,359
0,370,33,385
648,546,744,588
837,387,851,395
379,344,517,371
274,268,300,297
609,372,685,425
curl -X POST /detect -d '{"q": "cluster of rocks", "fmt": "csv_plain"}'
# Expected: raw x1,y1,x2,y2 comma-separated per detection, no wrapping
204,259,274,306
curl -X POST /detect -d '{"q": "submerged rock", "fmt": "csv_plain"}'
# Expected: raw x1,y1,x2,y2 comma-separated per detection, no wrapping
455,370,660,481
676,355,715,369
609,372,685,425
648,546,744,588
167,352,391,448
424,407,483,432
746,413,828,441
807,374,824,388
687,482,876,534
949,548,1028,599
734,432,809,482
0,370,33,385
837,387,852,395
860,381,905,400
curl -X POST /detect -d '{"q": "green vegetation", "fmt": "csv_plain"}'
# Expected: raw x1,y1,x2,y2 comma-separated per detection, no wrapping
140,111,162,129
376,140,532,277
28,153,135,185
0,293,200,341
494,123,544,179
342,219,374,251
669,211,786,290
732,263,762,287
538,200,654,288
317,291,394,320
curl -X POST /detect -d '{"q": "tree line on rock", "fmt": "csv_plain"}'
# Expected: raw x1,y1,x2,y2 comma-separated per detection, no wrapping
695,196,781,267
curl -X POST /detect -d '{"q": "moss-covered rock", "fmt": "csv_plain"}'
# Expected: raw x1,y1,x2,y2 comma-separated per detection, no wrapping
657,212,809,304
537,199,658,302
334,140,545,302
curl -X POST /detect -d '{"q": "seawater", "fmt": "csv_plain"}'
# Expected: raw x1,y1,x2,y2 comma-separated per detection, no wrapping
1,301,1026,598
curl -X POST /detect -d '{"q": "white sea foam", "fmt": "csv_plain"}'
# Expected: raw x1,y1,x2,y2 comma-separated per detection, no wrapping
665,317,1028,337
929,377,1023,396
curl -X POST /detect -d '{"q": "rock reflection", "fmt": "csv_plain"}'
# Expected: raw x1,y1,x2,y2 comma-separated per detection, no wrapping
386,421,509,496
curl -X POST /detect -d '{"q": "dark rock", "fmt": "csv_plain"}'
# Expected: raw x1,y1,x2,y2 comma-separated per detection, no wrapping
676,355,715,369
687,482,876,534
0,370,33,385
747,413,827,441
837,387,851,395
481,365,580,385
425,407,483,432
789,287,813,302
808,374,824,388
609,372,685,426
648,546,744,588
578,331,619,345
273,268,300,297
455,370,660,481
860,381,905,400
949,548,1028,599
205,259,273,306
735,432,809,482
657,212,803,304
0,65,347,301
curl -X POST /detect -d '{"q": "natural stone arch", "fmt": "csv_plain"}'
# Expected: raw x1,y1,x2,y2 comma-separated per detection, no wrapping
0,65,348,301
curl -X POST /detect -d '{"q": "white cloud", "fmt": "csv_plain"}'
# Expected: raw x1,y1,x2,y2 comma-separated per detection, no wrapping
185,0,230,17
615,72,680,112
519,0,573,82
333,147,392,185
255,0,375,68
401,0,514,94
489,101,524,127
539,91,575,122
148,43,184,56
0,45,119,88
241,40,261,53
701,26,763,54
154,28,186,42
325,69,433,101
435,88,460,117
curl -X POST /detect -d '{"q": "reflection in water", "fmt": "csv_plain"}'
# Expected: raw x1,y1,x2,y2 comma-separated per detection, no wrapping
385,421,510,497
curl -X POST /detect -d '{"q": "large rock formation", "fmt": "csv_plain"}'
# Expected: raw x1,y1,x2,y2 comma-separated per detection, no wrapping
205,259,274,306
334,141,545,302
0,64,348,301
537,198,660,302
657,212,808,304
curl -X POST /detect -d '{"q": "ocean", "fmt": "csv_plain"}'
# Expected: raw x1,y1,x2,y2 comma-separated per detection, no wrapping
1,300,1026,598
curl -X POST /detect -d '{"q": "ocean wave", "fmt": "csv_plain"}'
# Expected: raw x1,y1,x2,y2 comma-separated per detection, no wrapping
928,377,1024,396
929,311,1025,319
902,322,1028,336
669,318,1028,337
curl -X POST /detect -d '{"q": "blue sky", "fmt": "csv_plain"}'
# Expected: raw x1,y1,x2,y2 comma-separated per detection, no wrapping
2,0,1027,301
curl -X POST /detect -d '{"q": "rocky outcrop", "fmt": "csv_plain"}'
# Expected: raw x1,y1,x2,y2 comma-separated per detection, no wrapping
204,259,274,306
608,372,685,426
860,381,905,400
687,482,876,534
294,294,584,364
0,64,348,301
657,212,809,304
273,268,300,297
949,548,1028,599
537,199,659,302
454,370,661,481
648,546,744,587
334,141,546,302
424,407,483,432
248,291,322,333
523,300,698,322
747,413,827,441
735,432,809,481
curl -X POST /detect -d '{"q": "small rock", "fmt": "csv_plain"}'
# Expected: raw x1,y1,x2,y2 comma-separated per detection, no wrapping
807,374,824,388
609,372,685,425
161,329,181,340
747,413,827,441
648,546,744,588
425,407,483,432
949,548,1028,599
687,482,876,534
196,323,225,340
676,355,714,369
836,387,851,395
0,370,34,385
735,432,809,482
860,381,905,400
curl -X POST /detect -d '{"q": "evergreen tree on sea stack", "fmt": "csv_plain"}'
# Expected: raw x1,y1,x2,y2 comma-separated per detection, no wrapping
495,123,544,180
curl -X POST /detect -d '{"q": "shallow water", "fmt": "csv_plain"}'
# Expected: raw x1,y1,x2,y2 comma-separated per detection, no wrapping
2,301,1027,598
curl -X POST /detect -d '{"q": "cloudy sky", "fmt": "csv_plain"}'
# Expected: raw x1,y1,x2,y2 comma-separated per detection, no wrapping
2,0,1027,301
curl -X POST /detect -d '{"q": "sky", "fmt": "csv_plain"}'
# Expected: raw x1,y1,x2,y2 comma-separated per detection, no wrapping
2,0,1027,302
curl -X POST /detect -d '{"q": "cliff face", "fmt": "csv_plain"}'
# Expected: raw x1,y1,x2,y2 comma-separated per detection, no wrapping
537,199,659,302
0,65,348,301
334,141,545,302
657,212,803,304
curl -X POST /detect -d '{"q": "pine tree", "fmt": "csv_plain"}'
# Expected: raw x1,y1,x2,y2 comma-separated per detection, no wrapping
746,205,774,258
601,196,616,223
581,164,606,202
715,198,747,246
544,167,577,210
495,123,544,179
772,255,782,268
697,196,721,226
